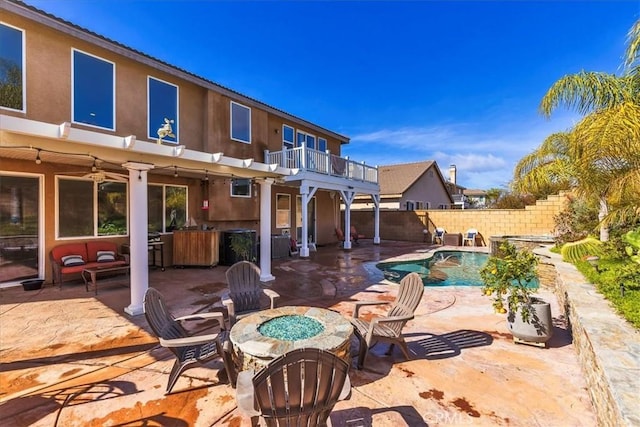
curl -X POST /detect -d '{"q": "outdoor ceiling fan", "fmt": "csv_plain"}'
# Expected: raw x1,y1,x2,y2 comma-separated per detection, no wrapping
84,169,128,183
56,156,130,183
60,168,129,183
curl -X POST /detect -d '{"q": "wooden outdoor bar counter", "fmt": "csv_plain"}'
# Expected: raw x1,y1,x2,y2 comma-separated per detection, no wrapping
172,229,220,267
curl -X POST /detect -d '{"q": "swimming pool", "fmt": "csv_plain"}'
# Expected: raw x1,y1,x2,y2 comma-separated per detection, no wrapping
376,250,489,287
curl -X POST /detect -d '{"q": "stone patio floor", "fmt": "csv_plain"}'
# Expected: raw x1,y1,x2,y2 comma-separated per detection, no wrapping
0,240,597,426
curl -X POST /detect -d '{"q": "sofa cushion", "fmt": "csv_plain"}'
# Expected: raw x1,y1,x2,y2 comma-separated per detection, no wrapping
86,241,119,263
51,243,89,264
60,260,127,274
61,254,85,267
97,250,116,263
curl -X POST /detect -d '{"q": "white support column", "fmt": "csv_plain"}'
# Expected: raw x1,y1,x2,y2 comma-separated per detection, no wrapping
259,178,275,282
299,184,318,258
372,194,381,244
123,162,153,316
300,185,310,257
340,190,356,250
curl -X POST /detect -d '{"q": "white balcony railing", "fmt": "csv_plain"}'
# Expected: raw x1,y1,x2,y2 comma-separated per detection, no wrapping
265,146,378,184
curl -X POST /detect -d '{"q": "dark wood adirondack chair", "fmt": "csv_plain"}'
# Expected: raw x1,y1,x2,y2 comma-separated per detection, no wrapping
351,272,425,369
236,348,351,427
143,288,235,393
222,261,280,326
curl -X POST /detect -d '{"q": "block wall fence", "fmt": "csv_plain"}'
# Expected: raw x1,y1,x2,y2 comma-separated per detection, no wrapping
347,193,570,244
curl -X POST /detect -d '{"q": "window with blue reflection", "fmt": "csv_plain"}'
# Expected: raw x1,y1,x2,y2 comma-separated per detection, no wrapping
0,23,24,111
296,131,305,148
306,134,316,149
231,101,251,143
148,77,178,143
72,50,114,129
283,124,294,149
318,138,327,152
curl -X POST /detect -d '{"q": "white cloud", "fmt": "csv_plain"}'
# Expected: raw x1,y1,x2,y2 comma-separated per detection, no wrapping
343,112,580,189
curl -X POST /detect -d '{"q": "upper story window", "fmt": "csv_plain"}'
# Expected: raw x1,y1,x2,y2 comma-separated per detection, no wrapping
306,134,316,149
231,101,251,143
318,138,327,152
283,124,294,149
72,49,115,130
0,22,25,112
148,77,179,143
296,130,317,149
231,178,251,198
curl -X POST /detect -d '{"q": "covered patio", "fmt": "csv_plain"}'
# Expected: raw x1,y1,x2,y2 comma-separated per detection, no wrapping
0,240,597,426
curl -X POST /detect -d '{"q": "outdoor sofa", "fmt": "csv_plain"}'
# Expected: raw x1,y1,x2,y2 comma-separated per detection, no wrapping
49,241,128,287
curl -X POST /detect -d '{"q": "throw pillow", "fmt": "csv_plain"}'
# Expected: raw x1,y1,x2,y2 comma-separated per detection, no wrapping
61,254,85,267
97,250,116,263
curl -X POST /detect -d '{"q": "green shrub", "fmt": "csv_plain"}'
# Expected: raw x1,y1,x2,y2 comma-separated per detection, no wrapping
577,251,640,329
480,241,539,322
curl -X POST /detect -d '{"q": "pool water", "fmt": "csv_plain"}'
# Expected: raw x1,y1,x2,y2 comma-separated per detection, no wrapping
377,251,490,287
258,315,325,341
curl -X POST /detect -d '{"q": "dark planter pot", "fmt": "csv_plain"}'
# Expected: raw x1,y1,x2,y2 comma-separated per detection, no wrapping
507,299,553,347
21,279,44,291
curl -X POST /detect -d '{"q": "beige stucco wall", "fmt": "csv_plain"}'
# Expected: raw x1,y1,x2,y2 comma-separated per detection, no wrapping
401,165,452,210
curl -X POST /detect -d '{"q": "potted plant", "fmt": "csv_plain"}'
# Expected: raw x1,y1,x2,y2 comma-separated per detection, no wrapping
229,232,256,263
480,241,553,347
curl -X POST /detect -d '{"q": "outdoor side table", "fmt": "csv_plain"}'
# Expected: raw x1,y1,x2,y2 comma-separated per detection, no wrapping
81,265,130,295
443,233,462,246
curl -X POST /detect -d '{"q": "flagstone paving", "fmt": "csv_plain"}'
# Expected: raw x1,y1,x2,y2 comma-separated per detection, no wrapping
1,241,598,426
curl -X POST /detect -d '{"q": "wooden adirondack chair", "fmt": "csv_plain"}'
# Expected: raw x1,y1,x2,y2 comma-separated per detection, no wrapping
351,272,425,369
143,288,235,393
222,261,280,326
236,348,351,427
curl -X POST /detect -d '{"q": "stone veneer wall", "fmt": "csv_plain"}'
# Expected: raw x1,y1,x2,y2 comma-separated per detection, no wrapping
536,247,640,427
349,193,569,243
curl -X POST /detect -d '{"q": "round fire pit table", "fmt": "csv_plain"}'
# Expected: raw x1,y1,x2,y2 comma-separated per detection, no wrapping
229,306,353,372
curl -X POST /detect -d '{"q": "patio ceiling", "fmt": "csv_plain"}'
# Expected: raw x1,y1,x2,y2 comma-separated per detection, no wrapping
0,115,293,181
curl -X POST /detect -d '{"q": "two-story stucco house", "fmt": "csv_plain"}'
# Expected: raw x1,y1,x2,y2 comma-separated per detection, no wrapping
0,0,379,314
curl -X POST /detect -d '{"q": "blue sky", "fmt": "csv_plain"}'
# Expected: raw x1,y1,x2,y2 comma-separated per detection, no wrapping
26,0,640,189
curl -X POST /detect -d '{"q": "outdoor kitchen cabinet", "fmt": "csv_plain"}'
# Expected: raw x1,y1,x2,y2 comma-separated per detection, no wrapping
172,230,220,267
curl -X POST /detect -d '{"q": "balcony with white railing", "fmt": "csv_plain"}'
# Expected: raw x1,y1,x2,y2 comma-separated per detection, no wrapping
265,146,378,185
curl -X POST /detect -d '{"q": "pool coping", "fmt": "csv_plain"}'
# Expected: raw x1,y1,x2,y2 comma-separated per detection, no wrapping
535,246,640,427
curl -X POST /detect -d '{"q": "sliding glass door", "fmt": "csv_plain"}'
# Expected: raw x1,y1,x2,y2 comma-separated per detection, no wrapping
0,174,42,285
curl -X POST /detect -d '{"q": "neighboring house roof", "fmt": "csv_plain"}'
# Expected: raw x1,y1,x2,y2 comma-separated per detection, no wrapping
3,0,349,144
377,161,436,196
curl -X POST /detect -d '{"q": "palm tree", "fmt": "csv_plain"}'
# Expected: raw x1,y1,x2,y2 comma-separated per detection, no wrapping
512,131,575,198
513,19,640,241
